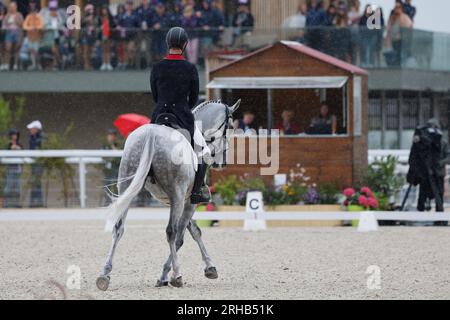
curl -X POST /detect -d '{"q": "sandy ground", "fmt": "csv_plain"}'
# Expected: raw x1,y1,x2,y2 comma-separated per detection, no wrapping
1,220,450,300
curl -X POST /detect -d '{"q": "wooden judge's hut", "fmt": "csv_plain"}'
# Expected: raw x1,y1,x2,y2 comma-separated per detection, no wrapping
207,41,369,189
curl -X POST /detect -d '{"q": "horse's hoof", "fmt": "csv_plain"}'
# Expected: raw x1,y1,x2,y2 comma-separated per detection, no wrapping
96,275,110,291
204,267,218,279
170,276,184,288
155,280,169,288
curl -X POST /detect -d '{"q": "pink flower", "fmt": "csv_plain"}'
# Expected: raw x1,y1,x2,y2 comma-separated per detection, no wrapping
358,195,369,207
343,188,356,198
206,203,216,212
361,187,373,197
209,185,216,194
368,197,379,209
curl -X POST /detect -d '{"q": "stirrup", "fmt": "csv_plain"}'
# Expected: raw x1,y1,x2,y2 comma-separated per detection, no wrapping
190,192,211,205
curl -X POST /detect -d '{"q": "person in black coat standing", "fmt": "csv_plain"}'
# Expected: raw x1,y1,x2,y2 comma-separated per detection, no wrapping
150,27,210,204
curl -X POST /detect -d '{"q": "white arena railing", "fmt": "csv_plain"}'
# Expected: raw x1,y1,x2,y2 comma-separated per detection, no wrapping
1,149,449,225
0,149,417,209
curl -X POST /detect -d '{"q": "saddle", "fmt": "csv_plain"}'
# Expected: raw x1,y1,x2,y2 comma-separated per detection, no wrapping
154,113,182,131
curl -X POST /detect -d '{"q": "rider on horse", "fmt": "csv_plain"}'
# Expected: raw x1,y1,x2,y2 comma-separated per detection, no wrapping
150,27,210,205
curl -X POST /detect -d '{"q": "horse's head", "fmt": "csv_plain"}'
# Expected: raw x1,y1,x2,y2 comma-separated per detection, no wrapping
193,99,241,168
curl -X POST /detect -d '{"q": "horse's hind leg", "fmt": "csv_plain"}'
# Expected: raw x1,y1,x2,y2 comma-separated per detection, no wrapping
157,201,192,288
188,220,218,279
96,212,128,291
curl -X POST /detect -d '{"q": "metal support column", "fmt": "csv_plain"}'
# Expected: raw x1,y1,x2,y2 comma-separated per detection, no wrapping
267,89,273,135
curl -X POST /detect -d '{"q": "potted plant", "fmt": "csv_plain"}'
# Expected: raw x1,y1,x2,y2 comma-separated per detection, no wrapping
342,187,379,227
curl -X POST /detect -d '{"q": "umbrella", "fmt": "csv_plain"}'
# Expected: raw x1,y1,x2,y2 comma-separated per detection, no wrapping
113,113,151,138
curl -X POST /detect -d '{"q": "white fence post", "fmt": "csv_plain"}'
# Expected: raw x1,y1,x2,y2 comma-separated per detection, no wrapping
78,158,86,208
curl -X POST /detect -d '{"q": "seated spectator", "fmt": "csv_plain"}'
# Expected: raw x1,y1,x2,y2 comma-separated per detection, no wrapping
274,110,300,135
22,0,43,70
308,102,337,135
233,111,256,135
232,0,254,46
1,1,24,71
3,128,23,208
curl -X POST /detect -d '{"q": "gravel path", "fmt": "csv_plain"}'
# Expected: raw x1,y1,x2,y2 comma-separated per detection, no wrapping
1,220,450,300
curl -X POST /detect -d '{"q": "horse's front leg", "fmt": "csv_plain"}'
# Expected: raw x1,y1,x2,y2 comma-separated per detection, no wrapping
96,211,128,291
188,220,218,279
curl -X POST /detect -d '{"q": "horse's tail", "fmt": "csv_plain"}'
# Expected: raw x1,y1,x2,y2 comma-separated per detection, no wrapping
104,131,155,232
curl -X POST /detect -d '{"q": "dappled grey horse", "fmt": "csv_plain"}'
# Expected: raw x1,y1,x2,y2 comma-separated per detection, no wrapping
96,100,241,291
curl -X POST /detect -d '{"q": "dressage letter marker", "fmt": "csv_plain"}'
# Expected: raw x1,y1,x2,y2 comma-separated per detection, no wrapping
244,192,267,231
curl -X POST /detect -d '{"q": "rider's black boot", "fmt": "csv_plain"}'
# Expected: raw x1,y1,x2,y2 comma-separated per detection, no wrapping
190,162,210,204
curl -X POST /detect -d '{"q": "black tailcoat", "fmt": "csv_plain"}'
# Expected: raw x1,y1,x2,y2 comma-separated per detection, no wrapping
150,54,199,140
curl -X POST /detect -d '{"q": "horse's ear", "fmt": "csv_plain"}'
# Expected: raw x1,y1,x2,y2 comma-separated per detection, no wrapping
230,99,241,114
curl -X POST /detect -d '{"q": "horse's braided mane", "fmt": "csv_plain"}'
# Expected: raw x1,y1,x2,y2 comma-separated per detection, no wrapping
192,100,222,115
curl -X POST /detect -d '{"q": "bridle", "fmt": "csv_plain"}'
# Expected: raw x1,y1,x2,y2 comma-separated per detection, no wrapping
204,105,232,167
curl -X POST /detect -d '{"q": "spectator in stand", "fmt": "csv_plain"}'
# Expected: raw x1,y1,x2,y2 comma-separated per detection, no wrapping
348,0,362,25
332,2,352,62
114,3,127,70
402,0,416,21
181,4,200,64
41,0,64,70
3,128,23,208
386,0,413,67
274,110,300,136
232,0,254,46
27,120,44,208
98,4,115,71
211,0,225,46
22,0,43,70
0,1,7,69
136,0,153,28
282,2,306,29
348,0,361,64
198,0,219,59
119,0,140,69
135,0,154,69
281,2,307,43
151,2,170,61
325,3,337,26
1,1,24,71
168,1,184,27
305,0,328,52
80,4,97,70
359,4,377,67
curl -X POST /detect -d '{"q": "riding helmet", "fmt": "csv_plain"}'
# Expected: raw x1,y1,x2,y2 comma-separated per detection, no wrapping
166,27,189,51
